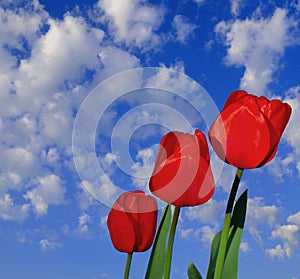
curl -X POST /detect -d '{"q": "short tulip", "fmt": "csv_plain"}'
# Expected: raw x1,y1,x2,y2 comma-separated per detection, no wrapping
149,130,215,207
107,190,158,253
209,90,292,169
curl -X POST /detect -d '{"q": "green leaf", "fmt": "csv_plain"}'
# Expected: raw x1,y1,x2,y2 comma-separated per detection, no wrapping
206,230,222,279
188,262,203,279
206,189,248,279
145,204,172,279
222,189,248,279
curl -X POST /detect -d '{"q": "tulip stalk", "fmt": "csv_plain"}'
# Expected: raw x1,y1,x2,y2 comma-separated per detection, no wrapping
213,168,244,279
124,253,133,279
164,206,181,279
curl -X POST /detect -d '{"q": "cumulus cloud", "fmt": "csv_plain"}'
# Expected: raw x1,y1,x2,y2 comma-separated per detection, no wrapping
78,213,91,234
172,15,196,44
265,244,286,260
215,8,297,94
282,87,300,155
267,153,294,182
266,86,300,178
246,197,282,245
180,225,218,246
16,15,104,110
0,193,30,221
131,147,156,188
0,2,143,220
39,239,61,251
79,176,117,206
266,211,300,259
185,199,225,226
24,174,66,216
97,0,164,49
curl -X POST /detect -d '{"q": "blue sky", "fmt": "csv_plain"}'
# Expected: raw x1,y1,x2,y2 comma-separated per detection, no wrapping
0,0,300,278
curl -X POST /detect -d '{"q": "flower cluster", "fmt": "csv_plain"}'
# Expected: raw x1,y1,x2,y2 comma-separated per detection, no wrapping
106,90,292,279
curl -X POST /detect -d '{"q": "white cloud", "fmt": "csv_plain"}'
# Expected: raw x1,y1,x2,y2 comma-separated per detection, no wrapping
41,147,60,165
230,0,243,16
78,213,91,234
270,225,299,258
265,244,286,260
186,199,225,226
24,174,66,216
172,15,196,44
287,212,300,226
212,163,236,192
76,188,98,211
282,87,300,154
97,0,164,49
16,15,104,108
131,147,156,188
180,225,218,247
293,0,300,11
265,211,300,259
0,1,47,72
96,46,140,80
0,193,30,221
39,239,61,251
215,8,297,94
1,147,40,179
0,3,142,220
79,176,117,206
240,241,250,253
271,86,300,178
246,197,282,245
193,0,205,4
180,228,194,239
267,153,294,182
199,225,218,245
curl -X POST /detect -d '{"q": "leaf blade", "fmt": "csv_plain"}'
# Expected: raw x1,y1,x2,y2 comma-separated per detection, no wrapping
188,262,203,279
145,204,172,279
221,189,248,279
206,229,222,279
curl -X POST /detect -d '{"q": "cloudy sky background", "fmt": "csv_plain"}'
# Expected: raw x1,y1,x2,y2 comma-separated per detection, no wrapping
1,0,300,278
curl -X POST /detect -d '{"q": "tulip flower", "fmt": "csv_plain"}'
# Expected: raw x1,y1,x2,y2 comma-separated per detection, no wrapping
107,190,158,253
107,190,158,279
149,130,215,279
149,130,215,207
209,90,292,169
208,90,292,279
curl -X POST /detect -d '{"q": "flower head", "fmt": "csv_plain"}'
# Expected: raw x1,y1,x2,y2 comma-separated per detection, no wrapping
149,130,215,207
209,90,292,169
107,190,158,253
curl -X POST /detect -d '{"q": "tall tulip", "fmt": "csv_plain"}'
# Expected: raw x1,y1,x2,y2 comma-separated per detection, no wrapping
209,90,292,169
149,130,215,207
107,190,158,279
208,90,292,279
149,129,215,279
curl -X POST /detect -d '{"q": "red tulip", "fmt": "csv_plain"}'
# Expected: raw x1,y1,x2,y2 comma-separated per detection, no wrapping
209,90,292,169
149,130,215,207
107,190,158,253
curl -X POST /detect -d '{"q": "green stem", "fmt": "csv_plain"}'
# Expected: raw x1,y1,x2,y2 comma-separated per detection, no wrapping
124,253,133,279
213,168,244,279
164,206,181,279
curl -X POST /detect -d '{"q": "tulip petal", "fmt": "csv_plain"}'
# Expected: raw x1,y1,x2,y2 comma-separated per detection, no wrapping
223,90,248,109
107,207,137,253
